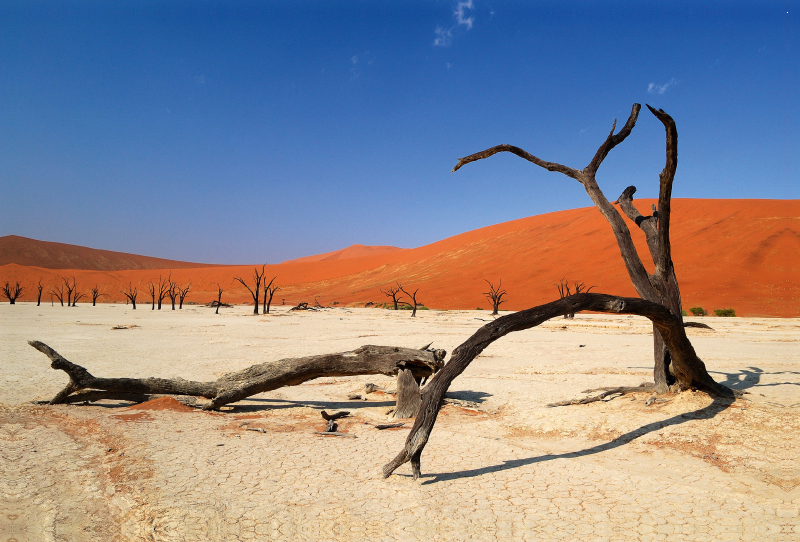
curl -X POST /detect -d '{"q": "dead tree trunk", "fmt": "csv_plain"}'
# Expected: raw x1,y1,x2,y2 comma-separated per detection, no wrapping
483,279,507,315
452,104,686,393
90,286,106,306
28,342,445,412
262,277,278,314
381,285,403,310
382,293,734,480
157,274,170,310
146,281,156,309
398,285,420,317
50,283,64,306
166,279,178,310
122,283,138,309
234,265,265,315
72,288,87,307
178,283,190,309
1,281,24,304
62,277,76,307
215,284,223,315
392,369,422,418
36,279,44,306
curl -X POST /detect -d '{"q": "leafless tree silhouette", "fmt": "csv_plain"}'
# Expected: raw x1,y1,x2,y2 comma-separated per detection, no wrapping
234,265,266,315
380,285,403,310
215,284,224,315
556,279,595,319
483,280,507,315
122,283,138,309
90,286,107,306
263,277,280,314
1,281,24,304
398,285,421,317
36,279,44,306
178,283,191,309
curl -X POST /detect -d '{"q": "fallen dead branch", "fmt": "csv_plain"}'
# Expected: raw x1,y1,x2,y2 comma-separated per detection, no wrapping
28,341,445,411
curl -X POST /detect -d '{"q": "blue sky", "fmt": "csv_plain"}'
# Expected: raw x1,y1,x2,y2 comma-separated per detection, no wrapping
1,1,797,263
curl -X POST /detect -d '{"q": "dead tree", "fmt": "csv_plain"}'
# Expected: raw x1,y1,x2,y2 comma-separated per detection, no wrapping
380,285,403,310
263,277,280,314
72,287,87,307
28,341,445,412
556,279,595,319
398,285,420,317
382,293,736,480
146,281,156,310
234,264,266,315
483,279,507,315
90,286,106,306
452,104,689,393
50,282,64,306
178,283,191,309
62,277,77,307
1,281,24,304
157,275,170,310
215,284,224,315
122,283,138,309
166,278,178,310
36,279,44,306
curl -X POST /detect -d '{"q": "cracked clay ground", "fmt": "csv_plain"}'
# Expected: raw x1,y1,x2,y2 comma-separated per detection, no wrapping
2,304,799,540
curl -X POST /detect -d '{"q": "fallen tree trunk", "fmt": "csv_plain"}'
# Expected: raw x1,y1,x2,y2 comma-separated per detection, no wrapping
382,293,734,480
28,342,445,411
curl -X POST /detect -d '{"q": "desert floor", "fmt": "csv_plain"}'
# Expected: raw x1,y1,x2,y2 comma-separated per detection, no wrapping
2,303,799,541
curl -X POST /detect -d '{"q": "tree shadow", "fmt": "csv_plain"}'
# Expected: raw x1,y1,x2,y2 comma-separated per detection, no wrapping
444,390,492,403
709,367,800,391
229,397,396,413
419,394,736,485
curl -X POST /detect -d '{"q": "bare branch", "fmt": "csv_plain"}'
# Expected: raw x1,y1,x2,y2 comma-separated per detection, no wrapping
452,144,581,180
584,104,642,176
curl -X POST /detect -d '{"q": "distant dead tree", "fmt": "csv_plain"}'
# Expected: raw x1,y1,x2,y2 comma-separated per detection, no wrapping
166,278,179,310
146,281,156,310
451,104,693,393
62,277,77,306
215,284,224,315
380,285,403,310
36,279,44,306
122,283,138,309
1,281,24,304
90,286,106,306
556,279,595,319
146,275,170,310
157,275,170,310
263,277,280,314
72,286,87,307
398,285,421,317
234,264,266,315
178,283,191,309
483,280,507,315
50,281,65,306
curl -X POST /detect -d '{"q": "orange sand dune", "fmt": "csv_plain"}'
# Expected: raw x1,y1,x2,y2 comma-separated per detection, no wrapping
282,244,405,264
2,199,798,316
0,235,220,271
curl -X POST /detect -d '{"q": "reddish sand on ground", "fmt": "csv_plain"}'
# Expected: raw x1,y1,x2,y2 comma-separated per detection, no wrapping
2,199,798,316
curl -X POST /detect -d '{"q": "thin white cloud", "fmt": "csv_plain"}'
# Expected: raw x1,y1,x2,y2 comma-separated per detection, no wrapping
455,0,474,29
647,78,678,95
433,26,453,47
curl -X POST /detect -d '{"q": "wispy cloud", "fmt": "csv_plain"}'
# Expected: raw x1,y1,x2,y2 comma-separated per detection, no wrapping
647,78,678,95
433,1,475,47
455,0,474,29
433,26,453,47
349,52,374,78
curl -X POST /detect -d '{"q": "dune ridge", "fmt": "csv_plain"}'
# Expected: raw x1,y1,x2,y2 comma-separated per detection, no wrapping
2,199,798,317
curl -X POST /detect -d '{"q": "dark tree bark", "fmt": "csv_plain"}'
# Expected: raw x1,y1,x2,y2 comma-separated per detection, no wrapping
392,369,422,419
1,281,24,304
146,281,156,310
398,285,420,317
122,283,138,310
72,288,87,307
156,274,170,310
50,282,64,306
382,293,734,480
381,285,403,310
62,277,76,307
166,278,178,310
215,284,224,315
452,104,687,393
28,341,445,412
234,265,265,315
483,279,507,315
36,279,44,306
178,283,190,309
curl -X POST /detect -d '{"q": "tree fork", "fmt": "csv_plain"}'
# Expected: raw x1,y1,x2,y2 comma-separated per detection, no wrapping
382,293,733,480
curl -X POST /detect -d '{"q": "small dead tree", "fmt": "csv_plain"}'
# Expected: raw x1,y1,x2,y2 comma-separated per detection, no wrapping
90,286,106,306
62,277,77,307
146,281,156,310
166,278,178,310
215,284,224,315
452,103,692,393
72,287,87,307
157,275,170,310
36,279,44,306
234,264,266,315
178,283,191,309
122,283,138,309
398,285,420,317
1,281,24,304
556,279,595,319
263,277,280,314
483,279,507,315
50,282,64,306
380,285,403,310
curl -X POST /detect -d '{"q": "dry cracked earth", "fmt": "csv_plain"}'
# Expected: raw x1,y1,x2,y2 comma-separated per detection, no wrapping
2,304,799,541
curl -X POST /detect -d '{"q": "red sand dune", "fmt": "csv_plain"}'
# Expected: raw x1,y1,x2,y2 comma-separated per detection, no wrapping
0,235,219,271
283,244,405,264
2,199,798,317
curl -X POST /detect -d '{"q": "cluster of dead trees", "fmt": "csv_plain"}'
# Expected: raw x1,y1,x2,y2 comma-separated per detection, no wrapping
380,283,422,316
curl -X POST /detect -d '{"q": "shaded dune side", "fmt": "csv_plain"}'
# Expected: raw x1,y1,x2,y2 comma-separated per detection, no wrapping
0,235,221,271
282,244,405,264
2,199,798,316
